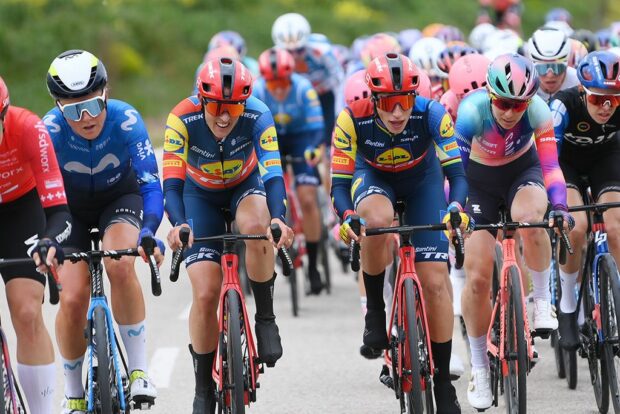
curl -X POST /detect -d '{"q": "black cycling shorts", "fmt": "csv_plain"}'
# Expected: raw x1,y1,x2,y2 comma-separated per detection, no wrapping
62,192,143,252
0,189,47,285
560,140,620,200
466,146,545,237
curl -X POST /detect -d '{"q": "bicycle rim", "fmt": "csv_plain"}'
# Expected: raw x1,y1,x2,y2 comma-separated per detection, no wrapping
503,266,527,414
94,307,119,414
224,290,246,414
403,279,426,413
601,255,620,411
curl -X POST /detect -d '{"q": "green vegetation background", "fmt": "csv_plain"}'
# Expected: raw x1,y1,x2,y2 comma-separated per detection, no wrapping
0,0,618,141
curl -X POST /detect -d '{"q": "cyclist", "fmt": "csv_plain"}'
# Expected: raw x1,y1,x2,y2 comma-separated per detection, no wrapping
163,57,293,413
253,47,325,294
271,13,343,150
205,30,259,75
43,49,164,413
525,27,579,103
333,53,468,412
550,51,620,348
455,53,572,410
0,75,71,413
476,0,522,32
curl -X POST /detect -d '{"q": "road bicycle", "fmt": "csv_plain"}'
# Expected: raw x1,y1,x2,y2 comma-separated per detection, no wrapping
0,257,60,413
349,202,464,413
475,211,571,414
63,230,161,414
170,212,291,414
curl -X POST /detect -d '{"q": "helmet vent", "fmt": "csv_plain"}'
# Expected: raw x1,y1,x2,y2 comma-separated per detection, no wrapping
391,67,402,91
88,66,97,86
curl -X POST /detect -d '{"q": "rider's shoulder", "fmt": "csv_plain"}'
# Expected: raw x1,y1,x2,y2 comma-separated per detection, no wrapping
347,98,374,119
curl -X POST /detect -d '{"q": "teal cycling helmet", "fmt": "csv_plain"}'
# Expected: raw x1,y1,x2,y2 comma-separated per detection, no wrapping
486,53,539,100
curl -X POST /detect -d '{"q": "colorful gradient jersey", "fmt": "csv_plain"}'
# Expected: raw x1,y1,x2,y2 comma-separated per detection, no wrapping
454,89,567,208
330,96,467,220
162,95,286,222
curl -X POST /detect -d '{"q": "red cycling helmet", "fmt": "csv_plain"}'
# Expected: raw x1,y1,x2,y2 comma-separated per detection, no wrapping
366,53,420,94
197,57,253,101
0,76,9,116
258,48,295,81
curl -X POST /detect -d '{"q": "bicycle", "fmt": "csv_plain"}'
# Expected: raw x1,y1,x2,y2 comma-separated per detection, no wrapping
0,257,60,414
475,211,571,414
169,212,292,414
349,201,465,413
63,230,162,414
558,199,620,414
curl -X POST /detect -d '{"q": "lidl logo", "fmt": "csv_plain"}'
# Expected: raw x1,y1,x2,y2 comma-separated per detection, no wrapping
259,127,278,151
164,133,184,152
439,113,454,138
376,148,411,164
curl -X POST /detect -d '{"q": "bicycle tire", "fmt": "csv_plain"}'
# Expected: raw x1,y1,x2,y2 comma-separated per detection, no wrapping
223,290,245,414
563,347,578,390
290,267,299,317
550,242,568,380
504,266,527,414
583,261,610,414
94,306,117,414
0,335,6,414
601,255,620,412
319,237,331,294
492,243,502,306
403,278,426,413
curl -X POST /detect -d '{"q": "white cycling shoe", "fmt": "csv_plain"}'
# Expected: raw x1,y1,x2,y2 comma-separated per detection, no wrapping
130,370,157,408
450,352,465,380
467,366,493,410
533,298,558,331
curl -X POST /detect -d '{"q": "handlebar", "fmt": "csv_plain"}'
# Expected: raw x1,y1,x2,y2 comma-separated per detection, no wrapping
270,224,292,277
140,236,162,297
449,207,465,270
349,216,361,272
0,257,60,304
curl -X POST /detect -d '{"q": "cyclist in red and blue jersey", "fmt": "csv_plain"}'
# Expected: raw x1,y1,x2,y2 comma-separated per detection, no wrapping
0,75,72,414
332,53,467,413
253,48,326,294
44,50,164,413
550,51,620,349
163,57,293,414
454,53,572,410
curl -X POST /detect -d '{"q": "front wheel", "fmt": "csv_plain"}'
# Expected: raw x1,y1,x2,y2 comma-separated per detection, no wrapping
601,255,620,412
93,307,121,414
222,290,246,414
319,237,331,294
504,266,527,414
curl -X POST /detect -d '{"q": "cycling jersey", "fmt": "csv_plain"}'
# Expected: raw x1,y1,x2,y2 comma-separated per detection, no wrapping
294,40,343,96
536,67,579,103
43,99,163,235
551,86,620,152
252,73,324,141
330,96,467,220
163,95,287,224
0,106,71,244
455,89,567,209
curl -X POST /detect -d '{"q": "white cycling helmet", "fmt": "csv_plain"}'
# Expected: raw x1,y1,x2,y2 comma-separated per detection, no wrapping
526,28,570,63
469,23,497,50
271,13,311,50
482,29,522,54
408,37,446,78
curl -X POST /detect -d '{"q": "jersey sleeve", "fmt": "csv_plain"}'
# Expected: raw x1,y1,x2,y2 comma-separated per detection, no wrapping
330,108,357,220
427,101,467,207
122,105,164,235
549,97,570,153
163,110,190,226
529,98,567,209
253,110,287,221
454,97,481,170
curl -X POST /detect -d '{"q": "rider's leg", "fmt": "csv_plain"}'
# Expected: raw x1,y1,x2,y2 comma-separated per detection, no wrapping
560,188,587,313
600,191,620,266
7,278,56,413
297,183,323,292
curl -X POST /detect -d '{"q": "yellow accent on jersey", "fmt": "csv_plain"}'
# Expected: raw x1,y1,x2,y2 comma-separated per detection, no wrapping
439,113,455,138
259,126,278,151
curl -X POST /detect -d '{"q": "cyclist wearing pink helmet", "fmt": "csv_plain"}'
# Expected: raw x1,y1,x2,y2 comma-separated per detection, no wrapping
455,53,571,410
440,54,491,121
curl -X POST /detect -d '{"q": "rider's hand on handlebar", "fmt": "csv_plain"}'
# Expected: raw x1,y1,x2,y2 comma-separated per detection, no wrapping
441,202,474,239
304,145,323,167
267,218,294,249
339,213,366,245
167,224,194,251
137,228,166,267
548,207,575,233
32,238,64,274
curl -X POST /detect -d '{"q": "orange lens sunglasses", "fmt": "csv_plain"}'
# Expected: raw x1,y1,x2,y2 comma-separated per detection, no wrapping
266,79,291,91
586,93,620,108
376,93,415,112
203,99,246,117
490,93,530,113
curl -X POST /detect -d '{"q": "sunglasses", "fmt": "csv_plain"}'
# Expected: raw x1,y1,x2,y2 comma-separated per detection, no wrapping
585,92,620,108
490,93,530,112
57,92,106,122
375,93,415,112
203,98,246,117
266,78,291,91
535,62,567,77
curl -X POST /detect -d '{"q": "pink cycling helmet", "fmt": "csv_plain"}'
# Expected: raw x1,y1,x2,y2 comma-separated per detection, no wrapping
449,53,491,99
344,70,371,106
417,71,433,99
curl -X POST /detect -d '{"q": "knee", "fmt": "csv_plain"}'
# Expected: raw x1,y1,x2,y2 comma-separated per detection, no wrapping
420,269,449,300
11,303,41,339
464,266,492,297
105,257,136,285
193,286,221,314
59,292,89,325
298,189,318,213
519,227,547,245
238,216,268,237
606,221,620,249
362,212,393,229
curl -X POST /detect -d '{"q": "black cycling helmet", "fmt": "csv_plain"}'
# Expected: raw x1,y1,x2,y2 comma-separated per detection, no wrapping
47,49,108,100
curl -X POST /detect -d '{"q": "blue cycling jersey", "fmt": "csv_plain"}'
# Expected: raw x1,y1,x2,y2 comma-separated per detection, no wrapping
295,40,343,95
43,99,163,234
252,73,324,144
